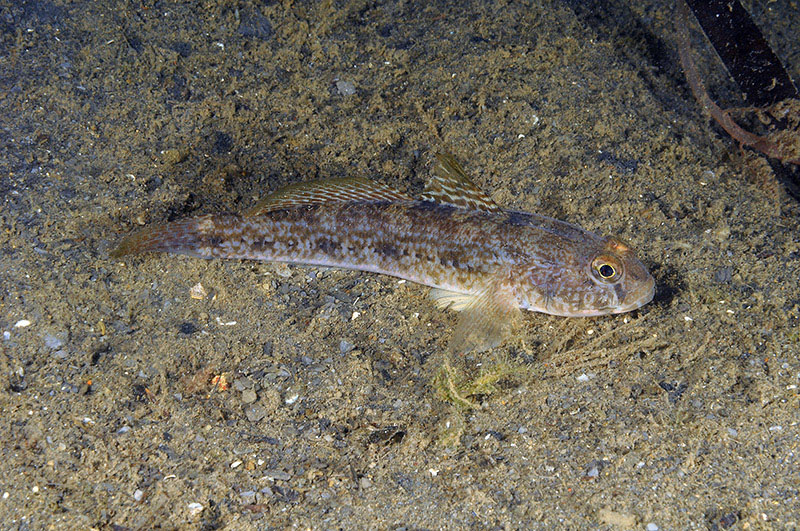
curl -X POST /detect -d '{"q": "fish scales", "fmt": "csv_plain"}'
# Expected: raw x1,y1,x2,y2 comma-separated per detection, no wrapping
113,152,655,352
131,202,537,292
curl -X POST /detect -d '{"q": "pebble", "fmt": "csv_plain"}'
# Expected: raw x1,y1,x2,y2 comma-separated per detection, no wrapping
261,388,281,413
598,509,637,528
336,80,356,96
233,377,254,391
646,524,659,531
245,404,266,422
339,340,354,354
133,489,143,501
14,320,31,328
285,392,300,405
239,490,257,504
262,470,291,481
189,282,208,300
43,333,65,349
187,502,204,516
241,389,257,404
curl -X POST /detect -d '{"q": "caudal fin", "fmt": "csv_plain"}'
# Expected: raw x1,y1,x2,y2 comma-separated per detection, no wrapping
111,215,218,259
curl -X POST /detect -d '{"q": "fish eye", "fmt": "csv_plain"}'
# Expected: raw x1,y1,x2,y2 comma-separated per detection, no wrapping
591,255,622,283
598,264,615,278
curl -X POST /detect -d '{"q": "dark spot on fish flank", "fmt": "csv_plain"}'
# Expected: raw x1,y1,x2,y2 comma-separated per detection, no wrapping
207,234,223,248
266,209,292,222
375,243,401,258
251,239,274,251
316,237,341,254
411,201,451,214
347,246,356,253
505,211,530,226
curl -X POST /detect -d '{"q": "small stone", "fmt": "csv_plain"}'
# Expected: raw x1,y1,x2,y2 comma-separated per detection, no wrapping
161,148,185,165
598,509,637,528
336,80,356,96
263,470,291,481
187,502,204,516
646,523,659,531
261,388,281,413
43,333,65,349
178,322,197,335
241,389,257,404
359,477,372,489
133,489,143,501
239,490,257,504
238,8,273,40
233,377,254,391
14,320,31,328
245,404,266,422
339,340,354,354
285,393,299,405
189,282,208,300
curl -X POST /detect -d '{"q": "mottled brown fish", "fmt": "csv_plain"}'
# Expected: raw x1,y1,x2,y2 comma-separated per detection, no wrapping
113,153,655,352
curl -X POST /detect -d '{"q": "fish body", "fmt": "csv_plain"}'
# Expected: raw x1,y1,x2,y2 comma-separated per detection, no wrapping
113,153,655,351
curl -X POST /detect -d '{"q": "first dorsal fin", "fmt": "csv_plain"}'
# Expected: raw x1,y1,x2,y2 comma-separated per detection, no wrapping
421,152,502,213
246,177,411,216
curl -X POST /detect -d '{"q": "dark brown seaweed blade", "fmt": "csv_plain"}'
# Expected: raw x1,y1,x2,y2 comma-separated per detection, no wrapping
683,0,797,107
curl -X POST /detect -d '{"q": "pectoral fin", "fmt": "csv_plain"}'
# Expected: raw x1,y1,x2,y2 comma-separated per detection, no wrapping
246,177,410,216
421,152,502,213
431,282,521,354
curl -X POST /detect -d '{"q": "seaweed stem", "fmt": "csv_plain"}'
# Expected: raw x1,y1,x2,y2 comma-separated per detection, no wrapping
677,0,800,165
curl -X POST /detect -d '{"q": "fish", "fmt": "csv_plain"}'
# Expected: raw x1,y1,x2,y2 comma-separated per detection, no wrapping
112,152,655,353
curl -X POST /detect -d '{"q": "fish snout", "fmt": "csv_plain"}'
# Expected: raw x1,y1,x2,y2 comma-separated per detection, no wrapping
613,273,655,313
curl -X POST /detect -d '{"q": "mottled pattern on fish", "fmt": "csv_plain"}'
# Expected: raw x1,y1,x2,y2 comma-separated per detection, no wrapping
113,153,655,352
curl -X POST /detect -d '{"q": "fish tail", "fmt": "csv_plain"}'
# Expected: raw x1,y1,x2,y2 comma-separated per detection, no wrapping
111,214,227,259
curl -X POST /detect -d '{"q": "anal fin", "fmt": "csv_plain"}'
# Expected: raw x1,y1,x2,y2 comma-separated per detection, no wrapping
246,177,410,216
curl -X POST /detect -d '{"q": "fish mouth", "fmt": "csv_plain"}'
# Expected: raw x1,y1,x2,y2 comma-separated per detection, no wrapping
614,276,656,314
574,276,655,317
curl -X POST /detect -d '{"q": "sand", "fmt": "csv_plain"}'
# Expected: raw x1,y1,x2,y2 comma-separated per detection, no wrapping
1,0,798,528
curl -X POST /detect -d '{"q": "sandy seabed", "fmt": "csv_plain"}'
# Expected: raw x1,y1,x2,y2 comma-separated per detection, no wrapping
1,0,798,528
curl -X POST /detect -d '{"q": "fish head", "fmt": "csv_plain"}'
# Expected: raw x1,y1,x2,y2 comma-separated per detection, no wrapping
532,237,655,317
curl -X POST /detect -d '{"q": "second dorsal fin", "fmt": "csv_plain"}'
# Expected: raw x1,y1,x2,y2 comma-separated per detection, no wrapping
421,152,502,213
246,177,411,216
